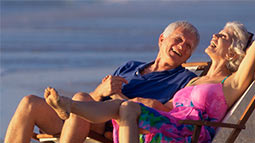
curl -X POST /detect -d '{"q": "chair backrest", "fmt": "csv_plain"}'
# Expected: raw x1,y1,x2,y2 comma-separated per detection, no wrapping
182,62,209,76
213,81,255,142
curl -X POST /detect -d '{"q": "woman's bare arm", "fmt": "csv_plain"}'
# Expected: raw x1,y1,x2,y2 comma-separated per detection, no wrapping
232,41,255,92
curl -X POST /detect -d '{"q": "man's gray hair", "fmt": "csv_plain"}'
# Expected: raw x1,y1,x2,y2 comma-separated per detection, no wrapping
162,21,200,51
224,21,249,72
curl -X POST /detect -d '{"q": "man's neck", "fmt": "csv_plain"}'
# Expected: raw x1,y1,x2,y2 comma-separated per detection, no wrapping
141,59,178,75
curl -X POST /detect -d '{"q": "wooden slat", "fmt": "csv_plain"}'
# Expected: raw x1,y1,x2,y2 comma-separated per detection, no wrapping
36,134,60,139
178,120,245,129
192,125,202,143
181,62,209,67
226,95,255,143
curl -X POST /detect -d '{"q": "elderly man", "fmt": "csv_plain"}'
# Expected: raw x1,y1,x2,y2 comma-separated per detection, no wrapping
5,21,200,143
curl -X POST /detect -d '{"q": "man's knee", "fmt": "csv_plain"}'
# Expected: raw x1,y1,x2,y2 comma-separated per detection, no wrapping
72,92,92,101
19,95,42,112
119,101,141,120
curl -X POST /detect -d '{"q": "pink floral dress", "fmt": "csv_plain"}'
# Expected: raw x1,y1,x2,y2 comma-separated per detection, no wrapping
112,83,228,143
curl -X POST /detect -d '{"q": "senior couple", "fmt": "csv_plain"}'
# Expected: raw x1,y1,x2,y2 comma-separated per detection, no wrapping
5,21,255,143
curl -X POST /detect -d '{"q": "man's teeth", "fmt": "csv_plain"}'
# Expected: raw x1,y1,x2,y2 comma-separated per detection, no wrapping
172,49,182,56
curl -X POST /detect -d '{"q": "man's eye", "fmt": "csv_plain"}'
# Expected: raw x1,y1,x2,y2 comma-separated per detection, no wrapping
176,37,182,42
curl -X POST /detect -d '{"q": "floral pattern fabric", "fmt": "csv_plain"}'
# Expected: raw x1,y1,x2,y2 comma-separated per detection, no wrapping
113,83,228,143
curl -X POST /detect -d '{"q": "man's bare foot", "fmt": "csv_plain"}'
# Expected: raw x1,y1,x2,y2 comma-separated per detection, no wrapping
44,87,72,120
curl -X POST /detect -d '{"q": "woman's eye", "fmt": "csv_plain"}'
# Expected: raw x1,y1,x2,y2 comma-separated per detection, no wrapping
221,34,227,39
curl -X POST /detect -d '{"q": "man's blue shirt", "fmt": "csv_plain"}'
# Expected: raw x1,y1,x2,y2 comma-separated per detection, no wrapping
113,61,197,104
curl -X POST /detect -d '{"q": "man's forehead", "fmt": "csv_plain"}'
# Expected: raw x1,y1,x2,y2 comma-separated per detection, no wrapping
172,27,195,37
174,29,196,41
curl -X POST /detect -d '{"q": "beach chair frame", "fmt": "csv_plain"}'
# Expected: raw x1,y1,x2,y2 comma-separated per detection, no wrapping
32,130,113,143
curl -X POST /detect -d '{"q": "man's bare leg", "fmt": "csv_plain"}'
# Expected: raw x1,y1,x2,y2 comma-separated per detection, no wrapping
5,95,64,143
59,92,105,143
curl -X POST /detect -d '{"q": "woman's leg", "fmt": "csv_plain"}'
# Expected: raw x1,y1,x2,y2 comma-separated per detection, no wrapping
5,95,64,143
44,87,123,123
59,92,106,143
119,101,141,143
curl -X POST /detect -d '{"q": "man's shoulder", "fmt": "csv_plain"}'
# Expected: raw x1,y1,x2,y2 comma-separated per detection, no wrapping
113,60,145,76
172,66,197,77
120,60,145,68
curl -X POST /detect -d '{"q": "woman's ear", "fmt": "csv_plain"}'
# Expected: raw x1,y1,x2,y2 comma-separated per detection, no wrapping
226,49,237,61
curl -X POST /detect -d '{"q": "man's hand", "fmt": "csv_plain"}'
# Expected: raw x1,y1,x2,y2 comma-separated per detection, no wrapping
110,93,129,100
130,97,155,108
130,97,172,112
90,75,128,101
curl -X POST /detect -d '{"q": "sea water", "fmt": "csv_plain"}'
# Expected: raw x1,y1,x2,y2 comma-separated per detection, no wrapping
1,0,255,141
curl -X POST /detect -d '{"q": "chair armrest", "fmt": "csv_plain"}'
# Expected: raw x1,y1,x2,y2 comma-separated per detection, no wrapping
182,62,209,70
182,62,211,76
36,133,60,138
178,120,245,129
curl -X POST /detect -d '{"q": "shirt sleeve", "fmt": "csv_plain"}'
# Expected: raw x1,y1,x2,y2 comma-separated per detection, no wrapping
112,61,135,76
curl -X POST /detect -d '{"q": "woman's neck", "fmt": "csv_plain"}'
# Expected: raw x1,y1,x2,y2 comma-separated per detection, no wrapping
206,60,232,78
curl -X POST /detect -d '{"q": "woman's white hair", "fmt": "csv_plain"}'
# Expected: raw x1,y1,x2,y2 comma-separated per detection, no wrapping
162,21,200,52
224,21,249,72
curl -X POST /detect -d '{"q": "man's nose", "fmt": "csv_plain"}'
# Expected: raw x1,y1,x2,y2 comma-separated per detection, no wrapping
178,43,185,50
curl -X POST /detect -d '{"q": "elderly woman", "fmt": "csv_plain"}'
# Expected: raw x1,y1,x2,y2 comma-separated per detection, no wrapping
44,21,254,143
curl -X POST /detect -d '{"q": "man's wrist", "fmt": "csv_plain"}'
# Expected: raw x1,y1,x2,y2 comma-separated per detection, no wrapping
89,91,102,101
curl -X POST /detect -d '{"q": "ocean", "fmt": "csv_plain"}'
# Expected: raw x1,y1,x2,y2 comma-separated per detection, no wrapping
1,0,255,141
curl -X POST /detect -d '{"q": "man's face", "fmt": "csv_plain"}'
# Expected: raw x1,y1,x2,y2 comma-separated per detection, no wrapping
158,27,197,67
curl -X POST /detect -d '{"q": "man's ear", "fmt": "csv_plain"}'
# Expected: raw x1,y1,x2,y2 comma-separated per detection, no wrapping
158,34,164,47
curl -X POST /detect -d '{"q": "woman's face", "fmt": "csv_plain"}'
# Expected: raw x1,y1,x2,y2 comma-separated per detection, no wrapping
205,27,234,60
